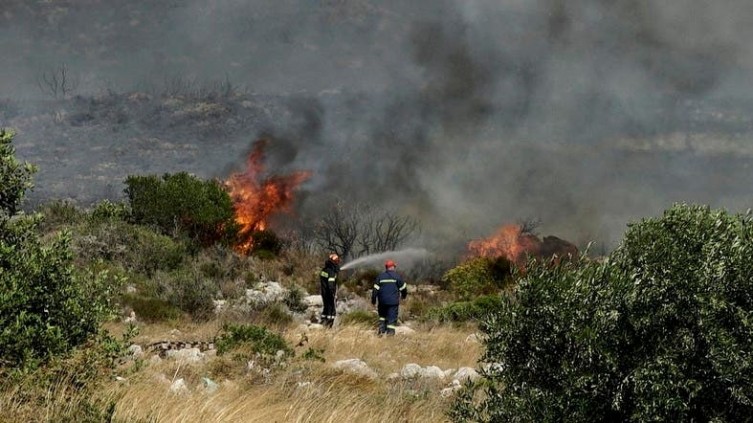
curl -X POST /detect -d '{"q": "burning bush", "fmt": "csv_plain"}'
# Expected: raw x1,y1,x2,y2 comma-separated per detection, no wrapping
454,204,753,421
468,224,578,270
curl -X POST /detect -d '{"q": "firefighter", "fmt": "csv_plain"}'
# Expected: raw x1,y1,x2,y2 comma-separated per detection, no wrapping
319,253,340,328
371,259,408,336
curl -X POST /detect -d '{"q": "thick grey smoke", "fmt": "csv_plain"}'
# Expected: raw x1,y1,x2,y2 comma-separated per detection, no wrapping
2,0,753,251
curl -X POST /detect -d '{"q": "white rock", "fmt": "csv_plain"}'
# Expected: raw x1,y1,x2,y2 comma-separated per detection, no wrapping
395,326,416,336
333,359,378,379
441,385,462,398
127,344,144,359
124,310,137,323
443,368,456,378
420,366,446,380
303,295,323,307
165,347,204,363
115,376,128,383
246,281,287,306
170,378,189,395
297,381,313,388
453,367,480,383
400,363,422,379
386,372,400,381
154,373,170,385
213,299,227,314
149,355,162,365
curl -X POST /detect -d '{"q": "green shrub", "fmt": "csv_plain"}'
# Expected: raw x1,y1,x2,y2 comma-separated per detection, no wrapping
215,323,292,357
302,347,326,362
339,309,377,326
124,172,239,247
426,295,504,323
90,199,130,221
442,256,512,301
152,268,216,321
453,204,753,422
283,285,308,313
0,130,113,369
260,302,294,327
72,220,186,277
37,200,87,231
121,294,183,322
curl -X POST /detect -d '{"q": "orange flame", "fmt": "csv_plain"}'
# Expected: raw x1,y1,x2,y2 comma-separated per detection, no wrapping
225,139,311,253
468,224,542,269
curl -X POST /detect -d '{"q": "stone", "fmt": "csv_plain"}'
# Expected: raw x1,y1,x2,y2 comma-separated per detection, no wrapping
170,378,189,395
420,365,446,380
202,377,219,394
395,326,415,336
165,347,204,363
303,295,323,307
400,363,422,379
333,359,378,379
453,367,480,383
127,344,144,359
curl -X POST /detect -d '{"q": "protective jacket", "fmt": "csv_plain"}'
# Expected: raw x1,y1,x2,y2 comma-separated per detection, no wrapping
319,258,340,324
371,270,407,306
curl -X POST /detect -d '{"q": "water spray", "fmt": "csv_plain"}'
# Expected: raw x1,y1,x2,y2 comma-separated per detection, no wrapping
340,248,432,270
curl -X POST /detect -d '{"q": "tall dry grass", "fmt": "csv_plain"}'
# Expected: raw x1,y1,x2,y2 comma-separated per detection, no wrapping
100,323,481,422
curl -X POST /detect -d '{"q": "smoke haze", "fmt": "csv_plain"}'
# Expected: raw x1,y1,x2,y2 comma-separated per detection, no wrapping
2,0,753,251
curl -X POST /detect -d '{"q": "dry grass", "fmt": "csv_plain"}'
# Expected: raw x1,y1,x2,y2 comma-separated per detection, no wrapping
95,322,481,422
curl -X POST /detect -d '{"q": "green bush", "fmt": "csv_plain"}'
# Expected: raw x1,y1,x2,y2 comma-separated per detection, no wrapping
283,285,309,313
72,220,186,277
37,200,87,231
124,172,239,247
0,130,113,369
90,199,130,221
339,309,377,326
121,294,183,322
152,268,216,321
453,204,753,422
248,229,286,258
426,295,504,323
215,323,292,357
442,256,512,301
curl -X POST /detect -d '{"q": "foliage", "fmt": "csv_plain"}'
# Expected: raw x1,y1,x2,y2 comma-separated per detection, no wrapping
90,199,130,221
339,309,376,326
454,204,753,422
124,172,239,247
425,295,504,323
442,256,512,301
248,229,286,258
283,285,309,313
151,267,216,321
71,219,186,277
302,347,326,362
0,130,114,369
215,323,292,357
37,200,87,231
121,294,182,322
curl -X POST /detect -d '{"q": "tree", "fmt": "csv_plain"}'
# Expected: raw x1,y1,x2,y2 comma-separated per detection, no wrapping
453,204,753,422
313,199,419,260
124,172,239,247
0,130,112,369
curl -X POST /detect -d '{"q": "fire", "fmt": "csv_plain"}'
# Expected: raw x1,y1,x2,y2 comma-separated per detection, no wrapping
225,139,311,253
468,224,578,270
468,224,541,269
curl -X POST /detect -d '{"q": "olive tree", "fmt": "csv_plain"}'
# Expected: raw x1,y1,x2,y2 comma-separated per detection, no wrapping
453,204,753,422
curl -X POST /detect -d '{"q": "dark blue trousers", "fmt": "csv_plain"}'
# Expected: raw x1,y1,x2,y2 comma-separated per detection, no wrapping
377,304,399,335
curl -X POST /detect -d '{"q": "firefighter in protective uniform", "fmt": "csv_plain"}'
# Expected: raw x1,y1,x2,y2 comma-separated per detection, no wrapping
319,253,340,328
371,259,407,335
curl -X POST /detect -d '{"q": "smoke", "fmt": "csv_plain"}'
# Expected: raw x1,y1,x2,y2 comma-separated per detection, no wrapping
3,0,753,250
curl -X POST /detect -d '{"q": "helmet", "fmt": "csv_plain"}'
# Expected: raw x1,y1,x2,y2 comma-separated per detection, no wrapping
384,259,396,269
329,253,340,264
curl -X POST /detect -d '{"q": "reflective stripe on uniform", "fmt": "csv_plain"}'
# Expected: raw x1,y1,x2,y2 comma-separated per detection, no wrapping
379,279,397,283
373,284,380,290
399,284,408,291
379,317,386,321
328,278,336,282
320,271,329,277
387,325,396,329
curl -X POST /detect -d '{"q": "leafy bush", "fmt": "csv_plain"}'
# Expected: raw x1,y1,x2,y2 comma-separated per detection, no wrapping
37,200,87,231
0,130,113,369
453,204,753,422
124,172,239,247
121,294,182,322
72,220,186,277
248,229,286,258
151,268,216,321
426,295,504,323
283,285,309,313
90,199,130,221
442,256,512,301
215,323,292,357
339,309,376,326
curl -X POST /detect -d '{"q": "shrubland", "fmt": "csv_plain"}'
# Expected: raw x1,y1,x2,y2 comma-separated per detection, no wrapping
4,128,753,422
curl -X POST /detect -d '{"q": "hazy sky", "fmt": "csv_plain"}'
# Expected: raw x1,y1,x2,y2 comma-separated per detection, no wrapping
2,0,753,250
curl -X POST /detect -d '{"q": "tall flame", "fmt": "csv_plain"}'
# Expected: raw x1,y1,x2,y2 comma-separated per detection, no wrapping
468,224,541,269
225,139,311,253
